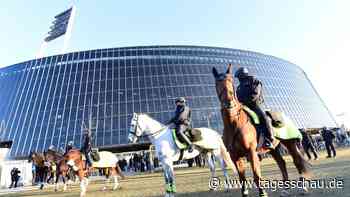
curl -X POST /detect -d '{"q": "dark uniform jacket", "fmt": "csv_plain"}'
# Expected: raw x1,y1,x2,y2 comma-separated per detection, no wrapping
82,134,92,153
321,129,335,143
11,168,20,179
301,130,315,147
236,76,264,106
168,105,191,126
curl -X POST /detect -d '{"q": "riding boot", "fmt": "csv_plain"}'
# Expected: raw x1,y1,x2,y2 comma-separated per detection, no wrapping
178,131,194,153
251,104,275,150
264,119,275,149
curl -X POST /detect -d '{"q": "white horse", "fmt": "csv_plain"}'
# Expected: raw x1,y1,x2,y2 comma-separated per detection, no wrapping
128,113,235,197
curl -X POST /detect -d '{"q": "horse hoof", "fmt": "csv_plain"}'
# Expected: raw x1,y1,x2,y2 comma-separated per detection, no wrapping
112,185,120,191
164,193,171,197
224,183,232,192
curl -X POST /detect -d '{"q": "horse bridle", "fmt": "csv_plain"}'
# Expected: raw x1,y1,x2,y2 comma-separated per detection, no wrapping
216,80,241,118
129,114,168,138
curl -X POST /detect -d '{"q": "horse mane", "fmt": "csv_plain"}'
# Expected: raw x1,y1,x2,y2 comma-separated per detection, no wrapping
138,113,165,127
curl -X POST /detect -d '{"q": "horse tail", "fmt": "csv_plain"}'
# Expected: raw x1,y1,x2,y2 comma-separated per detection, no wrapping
218,137,235,171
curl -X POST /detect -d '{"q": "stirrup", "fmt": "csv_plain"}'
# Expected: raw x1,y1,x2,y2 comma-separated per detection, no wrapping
263,140,274,149
188,145,194,153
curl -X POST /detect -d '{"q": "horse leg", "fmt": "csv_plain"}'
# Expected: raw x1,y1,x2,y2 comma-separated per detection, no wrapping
110,167,120,190
283,140,311,178
234,157,248,197
79,170,88,197
55,170,60,191
217,152,232,191
248,148,267,197
39,169,44,190
161,158,176,197
268,148,289,197
101,168,109,191
116,163,125,179
206,152,218,191
283,140,311,194
62,171,68,191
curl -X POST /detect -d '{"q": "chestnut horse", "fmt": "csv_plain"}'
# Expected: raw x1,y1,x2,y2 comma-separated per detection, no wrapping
64,149,124,197
212,64,311,197
44,149,72,192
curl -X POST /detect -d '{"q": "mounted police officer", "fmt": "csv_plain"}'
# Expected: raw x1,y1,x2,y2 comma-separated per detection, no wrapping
81,128,93,168
166,97,193,152
235,67,275,149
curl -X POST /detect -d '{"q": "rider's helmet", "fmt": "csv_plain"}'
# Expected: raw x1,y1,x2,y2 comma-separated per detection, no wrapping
175,97,186,104
67,141,74,147
234,67,249,79
48,145,55,151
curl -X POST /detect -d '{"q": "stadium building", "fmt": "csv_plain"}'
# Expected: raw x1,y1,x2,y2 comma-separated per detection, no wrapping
0,45,337,158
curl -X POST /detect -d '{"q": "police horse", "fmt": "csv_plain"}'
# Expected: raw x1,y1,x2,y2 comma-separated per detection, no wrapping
63,149,124,197
128,113,235,197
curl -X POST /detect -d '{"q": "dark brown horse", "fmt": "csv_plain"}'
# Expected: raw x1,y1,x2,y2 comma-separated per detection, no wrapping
212,64,311,197
29,152,48,190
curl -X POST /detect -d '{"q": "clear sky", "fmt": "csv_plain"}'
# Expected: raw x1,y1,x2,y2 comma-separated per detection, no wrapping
0,1,349,126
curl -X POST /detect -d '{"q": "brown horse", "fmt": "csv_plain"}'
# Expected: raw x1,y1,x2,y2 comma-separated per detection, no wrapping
64,149,124,197
29,152,48,190
212,64,311,197
45,150,72,191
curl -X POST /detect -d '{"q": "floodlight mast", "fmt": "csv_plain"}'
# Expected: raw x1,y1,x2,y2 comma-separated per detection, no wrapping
36,5,77,58
61,5,77,54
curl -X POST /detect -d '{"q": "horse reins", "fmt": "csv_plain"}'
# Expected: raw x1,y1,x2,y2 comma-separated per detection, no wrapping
216,79,250,133
130,114,169,138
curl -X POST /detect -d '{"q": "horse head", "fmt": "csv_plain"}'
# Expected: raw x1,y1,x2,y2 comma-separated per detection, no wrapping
128,113,143,143
212,64,241,113
128,113,165,143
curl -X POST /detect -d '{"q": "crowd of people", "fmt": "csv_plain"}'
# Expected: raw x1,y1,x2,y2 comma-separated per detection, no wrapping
298,126,350,160
117,152,157,173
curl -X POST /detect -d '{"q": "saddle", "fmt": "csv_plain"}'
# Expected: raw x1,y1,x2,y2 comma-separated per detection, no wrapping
265,111,285,128
242,105,260,125
80,148,100,162
172,128,203,150
242,106,286,128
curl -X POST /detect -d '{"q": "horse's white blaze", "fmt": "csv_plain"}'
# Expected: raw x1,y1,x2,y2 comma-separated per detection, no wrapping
67,159,79,171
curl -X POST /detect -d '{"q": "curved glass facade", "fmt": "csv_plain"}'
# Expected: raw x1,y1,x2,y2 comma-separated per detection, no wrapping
0,46,336,158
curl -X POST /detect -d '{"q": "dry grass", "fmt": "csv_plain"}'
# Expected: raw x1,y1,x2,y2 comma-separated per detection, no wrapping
3,149,350,197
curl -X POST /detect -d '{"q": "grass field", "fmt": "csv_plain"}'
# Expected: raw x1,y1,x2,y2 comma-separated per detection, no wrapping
3,149,350,197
